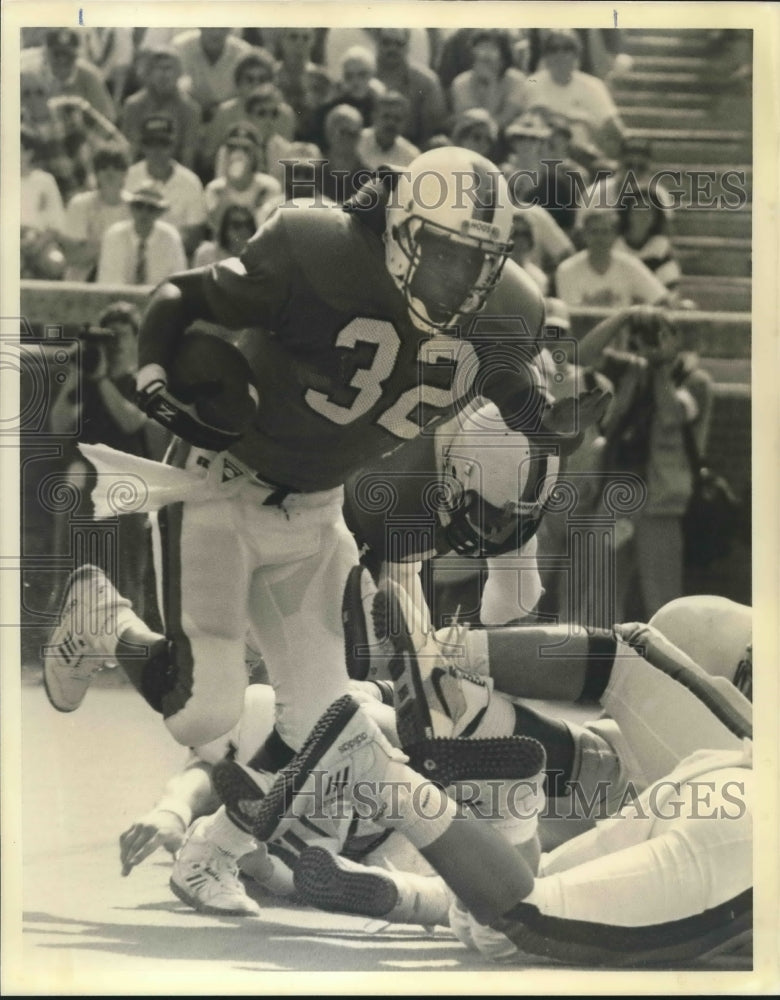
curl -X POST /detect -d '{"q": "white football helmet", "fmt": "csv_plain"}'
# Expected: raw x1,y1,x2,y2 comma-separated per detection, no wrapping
439,403,560,556
385,147,514,334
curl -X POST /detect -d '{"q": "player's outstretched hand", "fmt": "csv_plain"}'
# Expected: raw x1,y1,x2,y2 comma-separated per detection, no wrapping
119,809,186,876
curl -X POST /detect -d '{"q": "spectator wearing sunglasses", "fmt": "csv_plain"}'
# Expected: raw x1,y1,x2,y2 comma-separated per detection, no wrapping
21,69,129,202
60,142,132,282
96,183,187,286
236,84,320,181
193,204,257,267
203,49,295,173
374,28,447,146
526,29,625,160
119,46,202,170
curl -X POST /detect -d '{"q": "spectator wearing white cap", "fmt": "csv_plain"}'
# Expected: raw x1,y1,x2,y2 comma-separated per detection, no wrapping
119,46,202,170
555,206,670,310
125,115,207,257
357,90,419,169
97,183,187,286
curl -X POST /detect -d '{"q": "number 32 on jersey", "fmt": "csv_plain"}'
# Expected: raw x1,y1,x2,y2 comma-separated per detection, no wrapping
304,318,477,440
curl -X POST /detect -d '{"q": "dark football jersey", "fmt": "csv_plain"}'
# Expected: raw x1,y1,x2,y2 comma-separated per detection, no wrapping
149,199,545,491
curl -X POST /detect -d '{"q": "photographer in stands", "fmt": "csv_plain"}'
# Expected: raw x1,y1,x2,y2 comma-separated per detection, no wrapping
577,304,713,621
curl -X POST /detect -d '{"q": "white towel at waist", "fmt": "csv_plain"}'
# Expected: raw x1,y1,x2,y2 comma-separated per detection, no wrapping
78,442,244,518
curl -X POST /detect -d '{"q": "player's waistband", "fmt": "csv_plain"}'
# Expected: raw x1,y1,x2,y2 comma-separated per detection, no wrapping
174,443,342,509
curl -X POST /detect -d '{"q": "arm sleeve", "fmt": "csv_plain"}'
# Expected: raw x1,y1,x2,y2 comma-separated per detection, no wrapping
201,209,293,329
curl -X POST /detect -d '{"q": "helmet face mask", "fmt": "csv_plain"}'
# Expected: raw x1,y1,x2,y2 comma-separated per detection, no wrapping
385,148,514,335
441,489,537,557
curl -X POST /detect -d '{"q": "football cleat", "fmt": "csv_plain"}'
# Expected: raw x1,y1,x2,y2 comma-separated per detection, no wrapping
169,816,261,917
372,580,491,746
43,564,129,712
341,564,383,681
404,734,546,791
294,845,452,926
214,695,407,844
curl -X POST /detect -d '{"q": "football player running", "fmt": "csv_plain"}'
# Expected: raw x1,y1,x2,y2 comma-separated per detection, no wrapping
44,148,608,912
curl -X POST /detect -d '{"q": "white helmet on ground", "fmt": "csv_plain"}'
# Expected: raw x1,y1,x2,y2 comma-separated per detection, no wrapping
439,402,560,556
385,147,514,334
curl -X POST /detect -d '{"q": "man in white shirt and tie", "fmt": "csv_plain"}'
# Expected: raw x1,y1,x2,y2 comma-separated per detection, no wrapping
97,183,187,286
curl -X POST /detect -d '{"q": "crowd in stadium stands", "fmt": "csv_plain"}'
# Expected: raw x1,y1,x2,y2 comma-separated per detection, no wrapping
20,24,741,627
21,25,693,301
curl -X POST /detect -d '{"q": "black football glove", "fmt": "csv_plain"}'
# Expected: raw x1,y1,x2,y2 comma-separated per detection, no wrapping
136,373,244,453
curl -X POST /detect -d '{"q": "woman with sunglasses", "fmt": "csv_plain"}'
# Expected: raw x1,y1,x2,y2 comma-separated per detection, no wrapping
193,204,257,267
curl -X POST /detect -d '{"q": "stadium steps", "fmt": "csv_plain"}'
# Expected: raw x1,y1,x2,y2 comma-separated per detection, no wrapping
628,53,712,73
621,106,710,130
673,208,751,239
625,129,751,164
612,70,715,93
674,236,751,277
623,33,712,57
615,88,712,109
650,163,752,203
677,276,752,312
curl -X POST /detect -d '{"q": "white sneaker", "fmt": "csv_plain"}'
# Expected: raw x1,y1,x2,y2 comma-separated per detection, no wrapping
294,845,452,926
43,564,129,712
372,580,491,745
213,695,407,844
169,817,261,917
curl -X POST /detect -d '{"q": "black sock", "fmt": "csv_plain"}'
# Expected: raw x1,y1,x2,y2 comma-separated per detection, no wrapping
513,702,575,796
579,629,617,702
115,636,176,714
246,726,296,774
